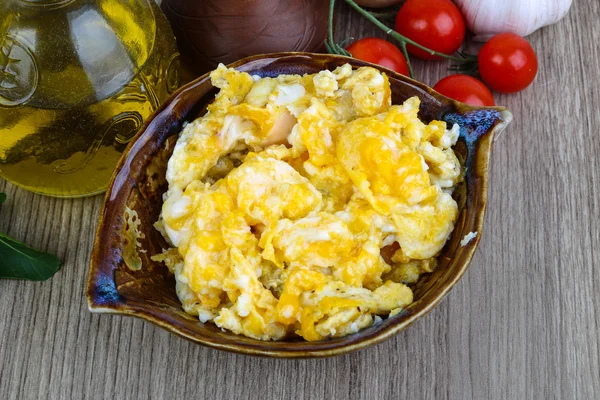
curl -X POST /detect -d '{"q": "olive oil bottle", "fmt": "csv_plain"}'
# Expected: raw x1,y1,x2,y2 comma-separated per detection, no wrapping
0,0,180,197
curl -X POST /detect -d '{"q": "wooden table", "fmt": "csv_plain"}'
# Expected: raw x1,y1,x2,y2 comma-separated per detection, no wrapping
1,1,599,399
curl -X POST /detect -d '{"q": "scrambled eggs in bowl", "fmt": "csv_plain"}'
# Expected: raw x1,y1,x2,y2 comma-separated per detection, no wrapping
153,64,462,341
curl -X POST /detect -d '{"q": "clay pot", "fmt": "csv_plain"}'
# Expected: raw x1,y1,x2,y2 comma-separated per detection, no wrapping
161,0,329,78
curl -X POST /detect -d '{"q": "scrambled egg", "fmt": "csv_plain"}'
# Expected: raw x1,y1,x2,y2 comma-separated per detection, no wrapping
153,64,462,341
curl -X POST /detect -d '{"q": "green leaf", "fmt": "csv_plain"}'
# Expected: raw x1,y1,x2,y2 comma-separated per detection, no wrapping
0,193,5,203
0,232,61,281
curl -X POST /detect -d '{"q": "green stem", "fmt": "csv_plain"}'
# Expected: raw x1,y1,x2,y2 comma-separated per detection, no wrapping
368,9,400,19
326,0,351,56
328,0,336,48
398,40,413,78
343,0,468,63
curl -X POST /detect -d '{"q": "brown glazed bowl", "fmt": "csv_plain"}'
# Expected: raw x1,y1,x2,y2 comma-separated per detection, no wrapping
87,53,512,358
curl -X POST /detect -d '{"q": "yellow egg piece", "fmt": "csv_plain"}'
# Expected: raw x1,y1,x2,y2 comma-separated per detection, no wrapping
155,64,462,341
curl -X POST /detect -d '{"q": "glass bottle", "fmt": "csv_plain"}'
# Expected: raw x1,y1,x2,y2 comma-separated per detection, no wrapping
0,0,180,197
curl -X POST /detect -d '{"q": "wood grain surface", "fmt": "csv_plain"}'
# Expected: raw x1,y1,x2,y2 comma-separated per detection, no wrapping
1,1,599,399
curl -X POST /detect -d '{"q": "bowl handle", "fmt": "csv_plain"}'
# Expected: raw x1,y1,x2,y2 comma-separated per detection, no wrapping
442,108,512,164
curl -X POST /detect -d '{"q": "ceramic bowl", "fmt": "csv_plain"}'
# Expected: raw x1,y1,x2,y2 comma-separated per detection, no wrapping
87,53,512,358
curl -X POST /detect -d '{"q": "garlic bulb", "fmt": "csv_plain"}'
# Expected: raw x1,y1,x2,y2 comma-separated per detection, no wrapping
454,0,572,41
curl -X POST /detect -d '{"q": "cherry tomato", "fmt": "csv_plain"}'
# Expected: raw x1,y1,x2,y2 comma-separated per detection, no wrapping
347,38,409,76
478,33,538,93
433,74,495,107
394,0,465,60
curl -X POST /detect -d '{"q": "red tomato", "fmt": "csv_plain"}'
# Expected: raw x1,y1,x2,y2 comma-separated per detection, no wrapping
433,74,495,107
394,0,465,60
346,38,409,76
478,33,538,93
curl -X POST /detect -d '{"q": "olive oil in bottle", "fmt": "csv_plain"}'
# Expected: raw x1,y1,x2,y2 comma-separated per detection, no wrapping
0,0,180,197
